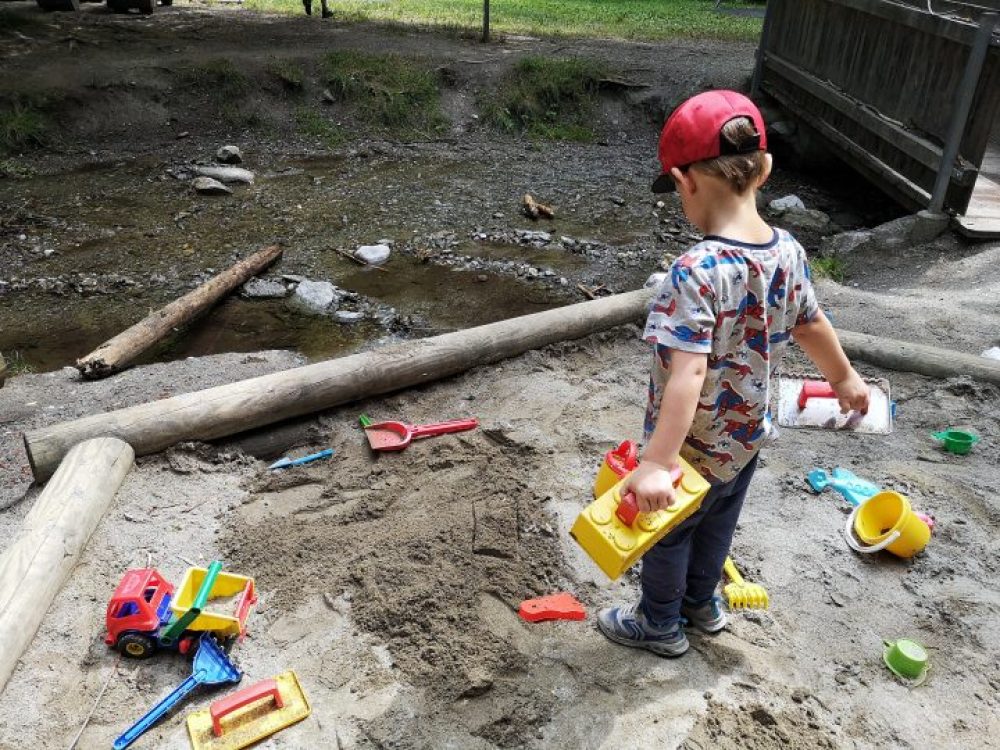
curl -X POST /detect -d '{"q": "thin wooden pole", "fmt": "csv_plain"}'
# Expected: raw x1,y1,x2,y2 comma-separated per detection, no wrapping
482,0,490,42
76,244,283,380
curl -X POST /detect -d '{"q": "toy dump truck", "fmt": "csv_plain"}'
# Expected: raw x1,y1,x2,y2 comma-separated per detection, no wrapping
105,561,256,658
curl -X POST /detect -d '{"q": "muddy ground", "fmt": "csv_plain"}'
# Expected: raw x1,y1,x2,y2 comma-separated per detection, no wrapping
2,3,1000,750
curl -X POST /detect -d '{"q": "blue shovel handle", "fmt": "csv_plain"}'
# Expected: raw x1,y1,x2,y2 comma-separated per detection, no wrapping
112,672,202,750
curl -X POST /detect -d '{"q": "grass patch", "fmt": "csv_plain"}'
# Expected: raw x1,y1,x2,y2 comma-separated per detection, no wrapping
295,107,346,147
810,256,846,283
177,59,251,99
322,50,444,134
2,351,35,377
0,158,37,179
267,58,306,92
243,0,762,42
481,56,607,141
0,100,47,155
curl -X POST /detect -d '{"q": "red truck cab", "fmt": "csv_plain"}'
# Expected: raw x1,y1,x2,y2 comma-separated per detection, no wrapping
105,568,175,657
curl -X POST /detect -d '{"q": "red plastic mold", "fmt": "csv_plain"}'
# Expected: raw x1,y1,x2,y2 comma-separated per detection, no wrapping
518,592,586,623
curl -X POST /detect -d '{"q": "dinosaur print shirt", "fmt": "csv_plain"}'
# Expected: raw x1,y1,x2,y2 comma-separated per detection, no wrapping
644,228,819,483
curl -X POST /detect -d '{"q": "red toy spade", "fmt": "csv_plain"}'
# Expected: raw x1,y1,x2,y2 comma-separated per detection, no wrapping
364,418,478,451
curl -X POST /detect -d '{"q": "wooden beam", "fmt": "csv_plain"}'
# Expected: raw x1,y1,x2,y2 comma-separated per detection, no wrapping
762,81,930,210
822,0,990,47
766,53,978,185
838,330,1000,385
24,288,657,482
75,244,283,380
0,437,134,694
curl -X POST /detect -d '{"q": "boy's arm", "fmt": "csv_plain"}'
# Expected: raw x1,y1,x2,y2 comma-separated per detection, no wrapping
792,312,870,413
627,350,707,512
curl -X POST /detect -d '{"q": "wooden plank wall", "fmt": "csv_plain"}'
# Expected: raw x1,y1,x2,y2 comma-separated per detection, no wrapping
761,0,1000,214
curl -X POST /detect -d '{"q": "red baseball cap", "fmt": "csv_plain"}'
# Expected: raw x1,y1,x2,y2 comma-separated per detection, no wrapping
651,90,767,193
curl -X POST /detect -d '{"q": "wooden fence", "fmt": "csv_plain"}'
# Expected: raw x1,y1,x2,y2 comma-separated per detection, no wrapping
754,0,1000,221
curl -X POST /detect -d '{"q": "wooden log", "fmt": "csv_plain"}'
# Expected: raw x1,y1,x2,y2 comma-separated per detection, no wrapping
75,244,284,380
837,330,1000,386
25,288,656,482
0,437,134,694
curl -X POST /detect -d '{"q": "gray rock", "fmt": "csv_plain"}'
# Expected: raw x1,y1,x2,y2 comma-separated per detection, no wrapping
290,280,342,313
819,230,872,258
780,207,832,232
871,215,918,252
194,165,255,184
644,272,668,289
335,310,365,324
769,194,806,212
241,279,287,299
216,145,243,164
355,244,391,265
910,210,949,244
982,347,1000,361
192,177,232,195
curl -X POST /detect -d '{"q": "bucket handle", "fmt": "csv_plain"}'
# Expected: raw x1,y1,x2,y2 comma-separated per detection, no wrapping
843,499,900,554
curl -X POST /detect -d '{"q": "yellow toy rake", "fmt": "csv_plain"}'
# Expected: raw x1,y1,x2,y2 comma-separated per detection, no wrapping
722,557,769,610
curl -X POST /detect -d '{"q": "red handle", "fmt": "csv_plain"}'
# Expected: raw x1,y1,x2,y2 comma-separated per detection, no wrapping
798,380,836,409
609,440,639,473
615,467,683,526
411,418,479,439
211,678,283,737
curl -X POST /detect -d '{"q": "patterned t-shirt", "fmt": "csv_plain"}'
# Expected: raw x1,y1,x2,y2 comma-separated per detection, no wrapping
643,227,819,484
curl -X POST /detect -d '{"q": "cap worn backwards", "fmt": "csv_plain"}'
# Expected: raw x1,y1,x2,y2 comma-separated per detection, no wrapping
651,90,767,193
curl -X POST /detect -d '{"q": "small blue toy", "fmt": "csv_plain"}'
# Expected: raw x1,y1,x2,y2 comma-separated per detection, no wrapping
268,448,334,470
806,467,879,507
114,635,242,750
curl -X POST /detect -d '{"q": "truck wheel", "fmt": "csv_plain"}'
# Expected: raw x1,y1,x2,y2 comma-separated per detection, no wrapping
118,632,157,658
161,0,173,6
106,0,127,12
138,0,154,14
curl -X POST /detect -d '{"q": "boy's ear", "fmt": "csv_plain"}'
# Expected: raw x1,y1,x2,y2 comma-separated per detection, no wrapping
757,153,773,188
670,166,695,194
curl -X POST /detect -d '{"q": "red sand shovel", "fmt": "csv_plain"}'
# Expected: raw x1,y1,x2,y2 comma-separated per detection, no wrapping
364,417,478,451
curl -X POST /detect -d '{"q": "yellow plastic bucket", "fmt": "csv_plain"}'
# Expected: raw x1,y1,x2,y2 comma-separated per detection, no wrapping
844,490,930,558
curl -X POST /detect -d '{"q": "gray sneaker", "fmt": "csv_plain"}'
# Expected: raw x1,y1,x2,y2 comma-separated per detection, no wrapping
681,596,727,633
596,602,689,657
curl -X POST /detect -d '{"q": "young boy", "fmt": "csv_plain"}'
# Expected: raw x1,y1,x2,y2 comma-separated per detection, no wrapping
597,90,870,657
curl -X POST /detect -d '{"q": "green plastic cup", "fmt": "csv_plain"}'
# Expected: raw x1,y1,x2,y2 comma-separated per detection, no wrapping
931,429,979,456
883,639,929,684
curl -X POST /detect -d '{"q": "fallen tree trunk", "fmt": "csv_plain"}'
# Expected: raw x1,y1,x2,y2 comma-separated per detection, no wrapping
0,437,134,694
26,288,655,482
838,330,1000,386
75,244,283,380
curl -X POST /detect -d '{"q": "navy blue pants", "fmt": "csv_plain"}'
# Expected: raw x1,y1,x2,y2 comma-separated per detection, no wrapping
640,454,759,627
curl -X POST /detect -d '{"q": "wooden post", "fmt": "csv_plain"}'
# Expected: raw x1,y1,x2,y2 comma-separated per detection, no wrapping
837,329,1000,385
0,437,134,694
928,12,997,214
24,288,656,482
482,0,490,42
75,244,283,380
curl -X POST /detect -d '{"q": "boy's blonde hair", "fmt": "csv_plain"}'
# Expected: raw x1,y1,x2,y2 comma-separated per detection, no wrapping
691,117,767,194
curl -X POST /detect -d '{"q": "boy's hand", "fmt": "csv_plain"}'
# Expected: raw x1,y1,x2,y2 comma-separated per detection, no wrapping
625,460,678,512
831,369,870,414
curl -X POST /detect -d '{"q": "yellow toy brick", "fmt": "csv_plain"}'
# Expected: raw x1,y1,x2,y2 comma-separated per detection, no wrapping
570,458,711,579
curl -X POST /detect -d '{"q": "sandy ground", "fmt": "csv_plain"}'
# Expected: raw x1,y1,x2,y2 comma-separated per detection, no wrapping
2,3,1000,749
1,246,1000,748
